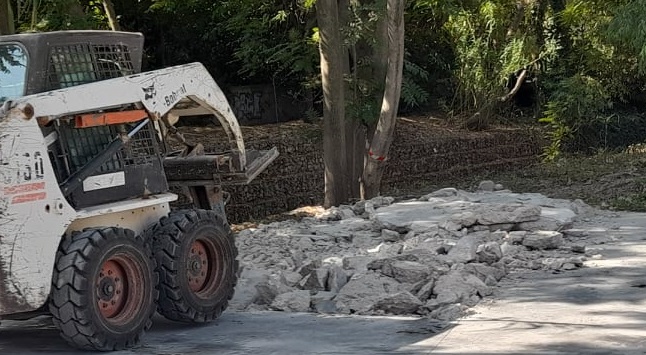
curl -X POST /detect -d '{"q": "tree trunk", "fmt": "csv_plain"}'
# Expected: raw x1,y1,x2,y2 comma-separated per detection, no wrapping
318,0,350,207
339,0,365,200
347,121,366,199
0,0,15,35
361,0,405,199
373,5,389,92
102,0,120,31
549,0,571,74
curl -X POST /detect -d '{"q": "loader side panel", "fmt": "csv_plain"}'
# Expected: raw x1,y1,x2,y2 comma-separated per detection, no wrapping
0,106,76,315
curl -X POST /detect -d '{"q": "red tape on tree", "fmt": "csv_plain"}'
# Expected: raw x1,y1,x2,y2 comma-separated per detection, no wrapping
368,150,386,161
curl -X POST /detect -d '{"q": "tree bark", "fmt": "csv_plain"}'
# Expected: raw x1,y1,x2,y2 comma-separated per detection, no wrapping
0,0,15,35
339,0,365,200
372,4,389,86
102,0,120,31
318,0,350,207
361,0,405,199
549,0,571,74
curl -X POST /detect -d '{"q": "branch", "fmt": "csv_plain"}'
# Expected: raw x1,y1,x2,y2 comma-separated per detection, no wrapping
500,69,528,102
102,0,121,31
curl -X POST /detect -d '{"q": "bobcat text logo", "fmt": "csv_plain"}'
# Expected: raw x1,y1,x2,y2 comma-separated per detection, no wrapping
164,84,187,107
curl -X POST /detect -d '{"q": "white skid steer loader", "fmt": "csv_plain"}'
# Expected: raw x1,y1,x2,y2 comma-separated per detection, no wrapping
0,31,278,350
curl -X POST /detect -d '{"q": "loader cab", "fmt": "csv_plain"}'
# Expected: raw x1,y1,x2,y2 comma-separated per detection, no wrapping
0,30,144,96
0,31,167,208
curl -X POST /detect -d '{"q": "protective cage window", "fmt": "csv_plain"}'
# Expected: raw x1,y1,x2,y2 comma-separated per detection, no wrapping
0,44,27,103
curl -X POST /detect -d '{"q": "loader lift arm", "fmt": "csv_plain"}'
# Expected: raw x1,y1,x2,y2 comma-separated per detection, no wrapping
0,32,279,350
4,62,249,169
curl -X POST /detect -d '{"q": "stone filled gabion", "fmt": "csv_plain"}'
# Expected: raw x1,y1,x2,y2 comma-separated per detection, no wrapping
185,124,542,223
231,185,594,321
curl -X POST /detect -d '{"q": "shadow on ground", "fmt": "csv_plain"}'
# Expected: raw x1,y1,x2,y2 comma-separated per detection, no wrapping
0,312,453,354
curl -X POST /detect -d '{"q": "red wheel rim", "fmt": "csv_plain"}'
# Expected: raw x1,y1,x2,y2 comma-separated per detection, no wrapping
96,254,146,325
187,239,220,298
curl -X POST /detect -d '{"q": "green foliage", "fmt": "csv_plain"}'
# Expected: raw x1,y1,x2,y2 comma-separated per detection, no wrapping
3,0,646,164
220,0,318,85
338,1,429,123
13,0,106,32
401,60,430,108
536,0,646,159
539,75,612,160
608,0,646,73
416,0,543,113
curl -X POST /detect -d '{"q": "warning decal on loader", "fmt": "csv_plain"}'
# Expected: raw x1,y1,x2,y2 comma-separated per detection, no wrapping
2,182,47,204
11,192,46,204
3,182,45,195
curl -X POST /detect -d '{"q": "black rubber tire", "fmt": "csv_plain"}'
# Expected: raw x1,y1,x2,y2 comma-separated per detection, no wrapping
49,227,158,351
153,209,238,323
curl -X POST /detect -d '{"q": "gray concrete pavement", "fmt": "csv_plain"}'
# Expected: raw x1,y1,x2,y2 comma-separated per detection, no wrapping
418,212,646,354
3,212,646,354
0,312,449,354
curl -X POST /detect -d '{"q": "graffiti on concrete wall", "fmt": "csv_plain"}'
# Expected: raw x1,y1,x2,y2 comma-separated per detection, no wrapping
232,90,263,121
227,84,311,125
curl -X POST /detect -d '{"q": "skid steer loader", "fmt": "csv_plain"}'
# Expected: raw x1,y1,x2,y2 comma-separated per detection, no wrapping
0,30,278,350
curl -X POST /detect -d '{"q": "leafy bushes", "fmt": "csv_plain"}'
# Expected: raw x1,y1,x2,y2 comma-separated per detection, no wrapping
539,75,612,159
10,0,646,158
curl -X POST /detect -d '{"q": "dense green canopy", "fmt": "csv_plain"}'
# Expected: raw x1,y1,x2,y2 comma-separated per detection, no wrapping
3,0,646,157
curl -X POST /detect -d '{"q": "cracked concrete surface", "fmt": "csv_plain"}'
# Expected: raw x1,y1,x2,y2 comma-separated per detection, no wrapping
3,208,646,353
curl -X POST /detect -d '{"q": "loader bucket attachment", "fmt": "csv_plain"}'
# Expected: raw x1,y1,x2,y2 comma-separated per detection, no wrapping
163,147,278,185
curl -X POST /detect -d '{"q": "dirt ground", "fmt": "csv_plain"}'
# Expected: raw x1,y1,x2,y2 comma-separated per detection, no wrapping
474,150,646,212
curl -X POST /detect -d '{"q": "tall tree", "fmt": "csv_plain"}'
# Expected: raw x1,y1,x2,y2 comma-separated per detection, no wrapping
361,0,405,198
317,0,405,206
0,0,15,35
317,0,351,207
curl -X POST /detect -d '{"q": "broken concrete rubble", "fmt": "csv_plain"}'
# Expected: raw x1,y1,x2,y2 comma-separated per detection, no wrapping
299,268,328,291
478,180,496,192
476,204,541,225
335,272,405,315
371,292,423,315
476,242,503,264
232,186,593,321
381,229,403,242
311,291,337,314
326,265,348,293
522,231,564,250
271,290,311,312
383,261,432,284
